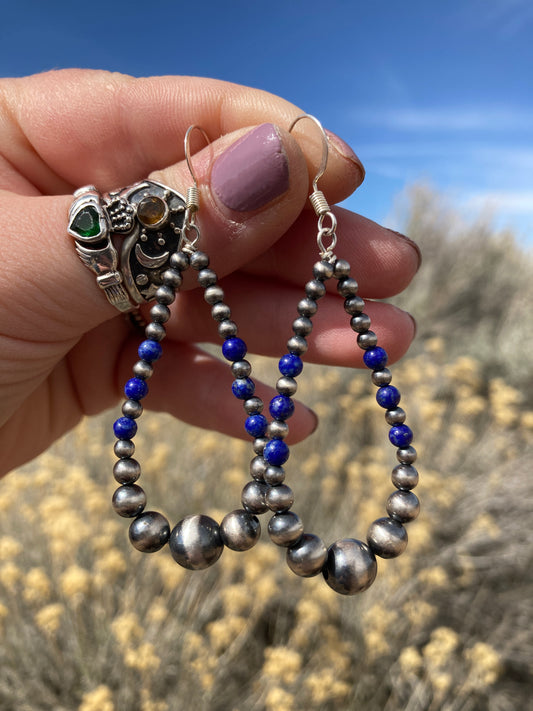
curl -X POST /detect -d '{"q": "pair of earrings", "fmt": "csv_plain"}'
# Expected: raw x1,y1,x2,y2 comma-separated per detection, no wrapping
111,117,419,596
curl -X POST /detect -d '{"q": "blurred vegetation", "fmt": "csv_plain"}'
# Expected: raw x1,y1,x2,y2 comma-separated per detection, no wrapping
0,188,531,710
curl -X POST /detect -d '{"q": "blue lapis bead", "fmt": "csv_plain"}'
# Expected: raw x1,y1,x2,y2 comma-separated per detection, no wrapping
125,378,149,400
245,414,268,438
222,337,247,362
269,395,295,421
138,339,163,362
113,417,138,440
264,439,290,466
389,424,413,448
232,378,255,399
278,353,303,378
376,385,401,409
363,347,388,370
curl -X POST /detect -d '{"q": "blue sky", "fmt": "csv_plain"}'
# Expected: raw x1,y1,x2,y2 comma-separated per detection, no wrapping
1,0,532,243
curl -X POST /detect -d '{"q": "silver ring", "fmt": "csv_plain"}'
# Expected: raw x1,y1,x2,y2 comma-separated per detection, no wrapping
68,180,187,312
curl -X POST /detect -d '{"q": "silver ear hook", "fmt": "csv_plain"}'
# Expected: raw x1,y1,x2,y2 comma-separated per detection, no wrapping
288,114,338,260
181,125,211,252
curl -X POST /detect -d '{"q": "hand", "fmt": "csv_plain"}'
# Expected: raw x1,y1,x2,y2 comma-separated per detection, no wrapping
0,69,419,476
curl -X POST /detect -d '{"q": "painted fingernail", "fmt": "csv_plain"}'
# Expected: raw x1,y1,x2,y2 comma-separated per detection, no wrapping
211,124,289,212
325,129,365,183
388,229,422,271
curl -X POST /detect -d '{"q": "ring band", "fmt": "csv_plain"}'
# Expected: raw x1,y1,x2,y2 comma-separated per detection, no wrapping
68,180,187,312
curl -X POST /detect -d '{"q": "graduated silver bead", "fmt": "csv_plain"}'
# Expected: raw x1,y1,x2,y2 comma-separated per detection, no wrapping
297,297,318,316
267,421,289,440
150,303,171,323
391,463,419,489
313,260,334,280
386,407,407,424
357,331,378,349
371,368,392,386
264,465,285,485
344,295,365,315
218,320,238,338
292,316,313,336
241,481,269,513
211,302,231,322
244,396,263,414
268,511,304,547
133,360,154,379
323,538,377,595
266,484,294,512
114,439,135,459
333,259,351,279
162,268,183,288
337,277,359,296
112,484,147,518
367,517,408,558
287,336,307,355
145,322,166,342
287,533,328,578
129,511,170,553
169,514,223,570
305,279,326,300
197,268,217,287
250,456,267,481
231,360,251,378
276,376,298,396
386,490,420,522
220,510,261,551
122,399,143,419
204,285,224,305
155,285,175,305
113,458,141,484
190,251,209,270
396,446,417,464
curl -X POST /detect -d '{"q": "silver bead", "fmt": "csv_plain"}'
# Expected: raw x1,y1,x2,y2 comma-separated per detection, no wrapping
241,481,269,513
162,268,183,288
396,446,417,464
155,285,175,305
391,464,419,489
112,484,146,518
129,511,170,553
386,490,420,522
145,322,166,342
197,268,217,287
323,539,377,595
287,533,327,577
204,285,224,305
370,368,391,386
313,260,335,281
267,421,289,440
350,314,371,333
268,511,303,547
292,316,313,336
190,251,209,270
266,484,294,512
113,458,141,484
133,360,154,379
220,509,261,551
333,259,351,279
218,320,238,338
357,331,378,349
337,277,358,297
344,295,365,315
250,456,267,481
287,336,307,355
305,279,326,300
264,465,285,485
150,303,171,323
169,251,189,270
297,297,318,317
122,399,143,419
169,514,223,569
276,377,297,396
231,360,251,378
211,303,231,322
367,517,408,558
114,439,135,458
386,407,406,424
244,396,263,414
253,437,269,455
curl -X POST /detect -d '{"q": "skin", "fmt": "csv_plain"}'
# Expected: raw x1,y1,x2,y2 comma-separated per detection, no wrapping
0,69,419,476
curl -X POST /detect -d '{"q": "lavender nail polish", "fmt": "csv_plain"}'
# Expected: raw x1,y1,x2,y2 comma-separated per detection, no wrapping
211,124,289,212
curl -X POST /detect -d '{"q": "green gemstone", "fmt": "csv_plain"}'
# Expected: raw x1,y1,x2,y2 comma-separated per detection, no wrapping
71,206,101,238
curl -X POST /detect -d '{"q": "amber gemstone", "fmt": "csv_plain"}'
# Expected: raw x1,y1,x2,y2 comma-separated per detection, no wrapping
137,196,167,227
71,206,101,238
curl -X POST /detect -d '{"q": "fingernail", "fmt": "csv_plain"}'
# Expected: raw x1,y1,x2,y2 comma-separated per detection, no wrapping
211,124,290,212
325,129,365,183
388,229,422,271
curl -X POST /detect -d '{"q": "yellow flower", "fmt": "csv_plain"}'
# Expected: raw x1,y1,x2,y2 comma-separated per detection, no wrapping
207,615,247,654
398,646,423,675
35,603,64,635
417,566,448,589
464,642,501,687
220,583,252,616
79,684,114,711
23,567,52,604
94,549,127,581
264,687,295,711
423,627,459,669
146,597,168,625
111,612,144,648
60,565,91,600
141,688,168,711
263,647,302,685
0,561,22,591
304,670,351,704
124,642,160,673
0,536,22,561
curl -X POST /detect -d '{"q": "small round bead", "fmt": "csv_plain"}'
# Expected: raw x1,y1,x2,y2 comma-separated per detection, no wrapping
313,260,335,281
150,303,171,323
268,511,304,547
367,517,408,558
397,446,418,464
113,417,137,440
337,277,358,297
155,285,175,305
122,399,143,419
114,439,135,458
170,251,189,270
125,377,148,401
253,437,269,455
222,337,247,361
292,316,313,336
241,481,269,513
232,378,255,399
323,539,377,595
344,295,365,315
162,268,183,288
305,279,326,300
269,395,295,421
133,360,154,379
220,510,261,551
376,385,401,409
264,439,290,466
363,347,388,370
144,323,166,342
204,285,224,305
231,360,251,378
267,421,289,440
266,484,294,512
169,514,223,569
386,490,420,523
197,268,217,287
211,303,231,322
250,455,268,481
386,407,406,425
138,339,163,362
190,251,209,269
276,376,298,396
333,259,351,278
278,353,303,378
371,368,392,386
350,313,371,333
112,484,146,518
245,414,268,439
243,396,263,414
357,331,378,349
218,319,238,338
287,534,328,577
389,424,413,448
391,464,419,489
129,511,170,553
113,457,141,484
297,297,318,317
287,335,308,355
264,465,285,485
